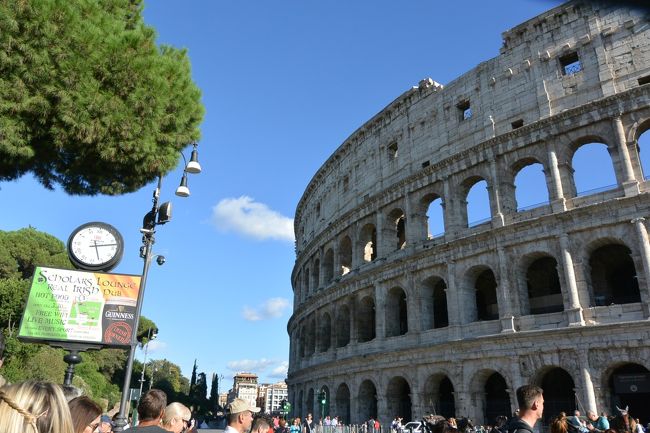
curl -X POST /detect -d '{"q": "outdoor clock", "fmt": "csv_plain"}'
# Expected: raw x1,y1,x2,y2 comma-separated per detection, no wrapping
67,222,125,272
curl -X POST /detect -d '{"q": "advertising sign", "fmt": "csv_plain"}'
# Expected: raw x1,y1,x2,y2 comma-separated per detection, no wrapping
18,266,141,347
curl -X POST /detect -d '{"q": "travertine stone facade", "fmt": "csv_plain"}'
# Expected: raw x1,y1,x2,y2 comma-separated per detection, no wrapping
288,1,650,426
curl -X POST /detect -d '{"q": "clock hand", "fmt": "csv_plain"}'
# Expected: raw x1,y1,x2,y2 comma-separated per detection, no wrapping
93,240,100,259
95,243,118,247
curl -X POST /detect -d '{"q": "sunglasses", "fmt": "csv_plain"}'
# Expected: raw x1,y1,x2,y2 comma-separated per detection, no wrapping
181,418,193,432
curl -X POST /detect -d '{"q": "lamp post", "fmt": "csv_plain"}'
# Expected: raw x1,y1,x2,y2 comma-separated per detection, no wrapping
138,328,157,401
113,144,202,432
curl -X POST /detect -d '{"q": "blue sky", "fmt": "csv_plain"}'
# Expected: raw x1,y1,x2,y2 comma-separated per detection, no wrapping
13,0,641,388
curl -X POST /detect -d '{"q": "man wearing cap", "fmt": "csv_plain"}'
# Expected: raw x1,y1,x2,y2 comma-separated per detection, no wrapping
225,398,261,433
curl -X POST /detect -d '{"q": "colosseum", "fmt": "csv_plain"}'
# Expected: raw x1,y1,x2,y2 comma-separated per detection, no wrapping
287,0,650,426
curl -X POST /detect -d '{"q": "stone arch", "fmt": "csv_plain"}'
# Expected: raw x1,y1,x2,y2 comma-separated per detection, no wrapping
535,366,576,421
485,372,511,424
307,317,316,355
588,242,641,306
386,286,408,337
335,383,351,424
360,223,378,262
512,157,550,211
421,192,445,238
358,379,378,421
358,295,376,342
634,119,650,180
336,304,351,347
298,389,304,418
313,258,320,291
295,269,302,304
386,376,412,422
299,324,306,358
323,248,335,285
421,276,449,330
387,208,407,250
339,235,352,275
304,267,311,297
569,138,617,197
307,388,314,418
474,268,499,321
423,373,456,418
462,175,491,227
319,312,332,352
604,362,650,416
524,254,563,315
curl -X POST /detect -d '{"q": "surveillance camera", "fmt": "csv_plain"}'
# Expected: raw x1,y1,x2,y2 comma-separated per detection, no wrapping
156,255,166,266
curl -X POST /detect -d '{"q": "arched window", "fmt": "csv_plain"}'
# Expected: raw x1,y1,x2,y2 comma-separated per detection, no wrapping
313,259,320,291
340,236,352,275
514,161,549,211
485,373,511,425
388,209,406,250
526,256,563,314
589,244,640,306
335,384,351,424
572,142,617,195
386,287,408,337
425,195,445,238
637,126,650,179
439,377,456,418
466,178,491,227
475,269,499,321
386,377,412,423
304,268,310,297
323,248,334,285
319,313,332,352
540,368,575,422
360,224,377,262
357,296,376,342
307,319,316,355
421,277,449,330
336,305,351,347
608,363,650,414
358,380,378,421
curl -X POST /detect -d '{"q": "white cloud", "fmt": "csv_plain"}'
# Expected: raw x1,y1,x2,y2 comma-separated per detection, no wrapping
227,358,275,372
269,361,289,379
242,297,290,321
211,196,294,241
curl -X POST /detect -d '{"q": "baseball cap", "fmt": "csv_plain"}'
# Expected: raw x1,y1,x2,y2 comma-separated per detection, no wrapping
100,415,114,426
227,398,261,414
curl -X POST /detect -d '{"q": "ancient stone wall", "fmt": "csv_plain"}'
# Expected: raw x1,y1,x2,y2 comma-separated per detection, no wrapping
289,1,650,426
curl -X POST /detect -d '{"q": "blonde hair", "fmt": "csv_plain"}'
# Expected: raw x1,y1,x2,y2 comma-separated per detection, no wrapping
0,381,74,433
162,402,191,427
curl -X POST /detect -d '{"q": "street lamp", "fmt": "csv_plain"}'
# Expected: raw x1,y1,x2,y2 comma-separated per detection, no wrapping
113,145,202,432
138,328,158,401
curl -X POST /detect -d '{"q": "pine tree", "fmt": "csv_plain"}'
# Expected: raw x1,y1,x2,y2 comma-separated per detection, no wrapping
189,359,197,398
0,0,204,195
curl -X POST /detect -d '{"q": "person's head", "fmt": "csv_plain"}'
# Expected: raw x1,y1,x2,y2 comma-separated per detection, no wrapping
226,398,261,433
586,411,597,421
252,415,272,433
99,415,113,433
138,389,167,422
307,414,312,422
68,396,102,433
0,380,74,433
574,411,580,417
62,386,84,402
294,418,301,425
162,402,192,433
278,418,287,428
515,384,544,418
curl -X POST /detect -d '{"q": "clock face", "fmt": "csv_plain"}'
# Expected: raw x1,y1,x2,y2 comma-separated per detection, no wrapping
67,222,124,271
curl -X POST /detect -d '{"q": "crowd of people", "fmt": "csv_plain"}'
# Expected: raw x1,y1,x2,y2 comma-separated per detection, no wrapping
0,379,195,433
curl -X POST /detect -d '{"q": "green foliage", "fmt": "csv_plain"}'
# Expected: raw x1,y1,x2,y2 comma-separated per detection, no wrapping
0,0,204,195
137,316,158,346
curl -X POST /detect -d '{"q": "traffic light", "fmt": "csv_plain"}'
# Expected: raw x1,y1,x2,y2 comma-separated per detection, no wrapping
319,390,326,406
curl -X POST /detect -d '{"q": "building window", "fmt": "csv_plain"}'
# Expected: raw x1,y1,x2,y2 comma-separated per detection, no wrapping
457,100,472,121
343,176,349,193
316,202,320,217
511,119,524,129
559,52,582,75
388,142,398,160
